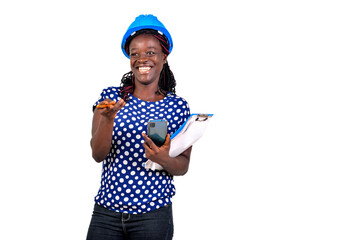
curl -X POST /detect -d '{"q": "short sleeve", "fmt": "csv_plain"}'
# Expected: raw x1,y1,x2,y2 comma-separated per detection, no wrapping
182,100,191,123
92,86,121,112
170,96,191,134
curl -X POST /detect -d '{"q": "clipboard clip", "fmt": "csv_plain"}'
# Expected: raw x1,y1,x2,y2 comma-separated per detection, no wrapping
172,113,213,137
195,114,210,122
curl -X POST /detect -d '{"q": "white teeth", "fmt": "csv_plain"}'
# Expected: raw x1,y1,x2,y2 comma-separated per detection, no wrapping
138,67,151,73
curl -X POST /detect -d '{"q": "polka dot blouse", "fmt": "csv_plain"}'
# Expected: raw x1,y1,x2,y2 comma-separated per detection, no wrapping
92,87,191,214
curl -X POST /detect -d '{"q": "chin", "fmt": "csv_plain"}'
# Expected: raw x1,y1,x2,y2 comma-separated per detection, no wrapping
134,73,159,85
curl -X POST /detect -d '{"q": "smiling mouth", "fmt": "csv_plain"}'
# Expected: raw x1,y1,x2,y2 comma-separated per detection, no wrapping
138,66,151,74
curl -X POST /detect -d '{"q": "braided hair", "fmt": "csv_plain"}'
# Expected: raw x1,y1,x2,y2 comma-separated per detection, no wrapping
120,29,176,101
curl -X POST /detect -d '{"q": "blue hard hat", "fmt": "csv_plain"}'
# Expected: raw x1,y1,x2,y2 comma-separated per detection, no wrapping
121,14,173,59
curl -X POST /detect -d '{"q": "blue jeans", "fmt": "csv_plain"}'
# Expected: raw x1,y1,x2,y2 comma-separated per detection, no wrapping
86,204,174,240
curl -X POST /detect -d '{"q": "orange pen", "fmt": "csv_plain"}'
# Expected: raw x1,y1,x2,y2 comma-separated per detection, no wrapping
96,102,116,109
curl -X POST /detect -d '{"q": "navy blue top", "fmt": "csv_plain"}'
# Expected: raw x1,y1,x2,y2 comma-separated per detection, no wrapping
93,87,190,214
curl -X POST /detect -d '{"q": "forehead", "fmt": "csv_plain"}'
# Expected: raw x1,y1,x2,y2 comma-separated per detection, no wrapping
129,34,162,50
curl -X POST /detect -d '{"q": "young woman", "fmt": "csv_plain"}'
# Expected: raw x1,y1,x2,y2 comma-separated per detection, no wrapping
86,14,191,240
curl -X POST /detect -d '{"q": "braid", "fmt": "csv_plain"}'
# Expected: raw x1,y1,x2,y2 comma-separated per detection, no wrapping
156,62,176,96
120,71,134,102
120,29,176,101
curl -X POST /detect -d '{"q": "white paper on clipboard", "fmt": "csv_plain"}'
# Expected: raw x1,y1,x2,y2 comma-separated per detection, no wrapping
143,113,214,171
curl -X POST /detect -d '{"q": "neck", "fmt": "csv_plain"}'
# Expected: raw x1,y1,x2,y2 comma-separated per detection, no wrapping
133,84,165,102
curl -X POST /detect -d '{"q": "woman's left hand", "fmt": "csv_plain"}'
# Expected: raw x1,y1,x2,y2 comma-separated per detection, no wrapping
142,133,191,176
142,133,171,164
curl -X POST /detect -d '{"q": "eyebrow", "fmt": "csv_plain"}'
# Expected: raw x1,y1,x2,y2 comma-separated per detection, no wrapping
130,46,157,52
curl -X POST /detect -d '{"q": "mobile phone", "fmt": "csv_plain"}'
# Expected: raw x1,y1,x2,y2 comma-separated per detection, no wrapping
147,119,168,147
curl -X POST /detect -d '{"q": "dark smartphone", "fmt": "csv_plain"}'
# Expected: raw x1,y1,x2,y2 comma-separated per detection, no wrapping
147,119,168,147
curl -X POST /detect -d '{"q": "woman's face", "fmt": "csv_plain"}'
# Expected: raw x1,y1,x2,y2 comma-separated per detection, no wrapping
129,34,167,86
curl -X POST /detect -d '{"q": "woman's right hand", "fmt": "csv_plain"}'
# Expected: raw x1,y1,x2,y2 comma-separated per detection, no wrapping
97,99,126,120
91,98,126,162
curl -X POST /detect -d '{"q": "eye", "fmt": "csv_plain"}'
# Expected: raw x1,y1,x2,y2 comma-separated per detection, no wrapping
146,51,155,56
130,52,139,58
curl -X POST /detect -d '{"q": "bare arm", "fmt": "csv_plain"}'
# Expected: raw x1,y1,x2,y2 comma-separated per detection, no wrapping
142,133,192,176
90,99,126,162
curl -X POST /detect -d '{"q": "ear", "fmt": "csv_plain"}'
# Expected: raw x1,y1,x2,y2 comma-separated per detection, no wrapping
162,53,168,63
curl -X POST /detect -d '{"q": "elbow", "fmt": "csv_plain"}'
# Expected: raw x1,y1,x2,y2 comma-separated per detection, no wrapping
91,148,108,163
177,169,188,176
174,147,192,176
174,154,191,176
92,152,105,163
92,146,107,163
90,140,107,163
181,166,190,176
173,164,189,176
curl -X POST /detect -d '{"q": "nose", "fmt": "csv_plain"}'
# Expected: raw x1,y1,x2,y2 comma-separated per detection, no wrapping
136,53,149,63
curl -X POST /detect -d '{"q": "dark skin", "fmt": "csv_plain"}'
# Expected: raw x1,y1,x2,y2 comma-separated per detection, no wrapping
90,34,191,176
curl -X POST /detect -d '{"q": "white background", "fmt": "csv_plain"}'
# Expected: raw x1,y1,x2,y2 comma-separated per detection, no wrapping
1,0,359,239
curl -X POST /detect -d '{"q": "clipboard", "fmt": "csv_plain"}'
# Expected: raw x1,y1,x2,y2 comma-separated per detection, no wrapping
143,113,214,171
